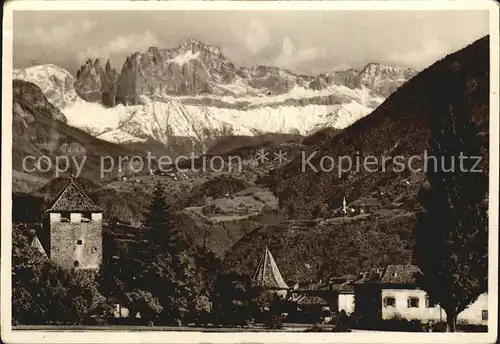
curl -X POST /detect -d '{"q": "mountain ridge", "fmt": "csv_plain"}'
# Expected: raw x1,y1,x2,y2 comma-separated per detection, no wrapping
13,38,416,150
73,38,416,105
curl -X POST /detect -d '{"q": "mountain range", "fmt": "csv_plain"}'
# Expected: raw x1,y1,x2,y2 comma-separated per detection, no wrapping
13,38,416,151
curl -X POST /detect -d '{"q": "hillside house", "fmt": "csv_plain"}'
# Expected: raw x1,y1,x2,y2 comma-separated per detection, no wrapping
353,265,488,326
40,180,103,270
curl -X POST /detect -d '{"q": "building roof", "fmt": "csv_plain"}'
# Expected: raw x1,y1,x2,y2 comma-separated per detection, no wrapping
331,282,355,294
380,264,420,284
252,246,289,290
45,180,103,213
296,295,329,306
31,235,48,258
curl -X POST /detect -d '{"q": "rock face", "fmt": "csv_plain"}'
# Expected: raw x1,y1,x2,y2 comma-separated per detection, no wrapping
13,79,67,129
358,63,417,97
73,38,417,106
310,64,417,97
75,58,119,107
114,39,238,105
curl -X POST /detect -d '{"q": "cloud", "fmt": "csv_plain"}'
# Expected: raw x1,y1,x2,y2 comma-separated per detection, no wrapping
388,38,451,69
244,20,271,54
273,37,320,72
17,20,96,47
76,30,160,62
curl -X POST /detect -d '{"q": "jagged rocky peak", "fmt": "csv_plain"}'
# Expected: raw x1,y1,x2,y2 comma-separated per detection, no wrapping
238,65,313,94
75,57,118,106
73,38,417,105
147,46,159,54
105,59,114,74
310,68,361,91
179,38,222,55
359,62,418,97
360,62,414,78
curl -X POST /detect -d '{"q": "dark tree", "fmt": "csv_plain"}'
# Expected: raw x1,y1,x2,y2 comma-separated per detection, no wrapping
135,183,197,325
12,193,43,224
97,183,218,326
212,272,256,327
142,182,184,256
413,68,488,332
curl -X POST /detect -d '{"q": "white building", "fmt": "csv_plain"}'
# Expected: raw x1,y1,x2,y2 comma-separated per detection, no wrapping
354,265,488,325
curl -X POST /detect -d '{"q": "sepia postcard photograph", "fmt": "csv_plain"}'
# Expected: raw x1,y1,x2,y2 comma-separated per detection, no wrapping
1,1,499,343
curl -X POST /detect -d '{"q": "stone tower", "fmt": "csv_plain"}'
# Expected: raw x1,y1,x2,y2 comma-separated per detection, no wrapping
44,180,103,270
252,246,289,296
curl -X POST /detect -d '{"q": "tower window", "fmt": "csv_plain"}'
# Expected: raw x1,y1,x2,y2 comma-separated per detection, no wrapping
77,239,83,245
61,212,70,222
74,260,80,267
81,212,92,223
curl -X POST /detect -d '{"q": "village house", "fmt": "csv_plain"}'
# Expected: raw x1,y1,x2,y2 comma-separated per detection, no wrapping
288,275,356,317
328,275,356,315
352,264,488,326
38,180,104,270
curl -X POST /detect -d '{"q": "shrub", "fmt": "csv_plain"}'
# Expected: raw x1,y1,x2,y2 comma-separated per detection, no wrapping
430,321,447,332
264,314,284,330
378,315,423,332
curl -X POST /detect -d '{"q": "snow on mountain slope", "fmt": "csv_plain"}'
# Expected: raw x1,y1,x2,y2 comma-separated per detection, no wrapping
62,95,376,145
167,50,201,65
13,63,391,148
13,65,79,109
103,101,371,142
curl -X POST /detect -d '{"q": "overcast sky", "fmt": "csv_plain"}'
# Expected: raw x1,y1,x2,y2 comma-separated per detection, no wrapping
13,10,489,76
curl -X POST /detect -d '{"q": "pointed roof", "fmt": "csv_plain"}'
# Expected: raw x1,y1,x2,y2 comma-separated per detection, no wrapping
31,235,48,259
252,246,289,290
45,180,103,213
